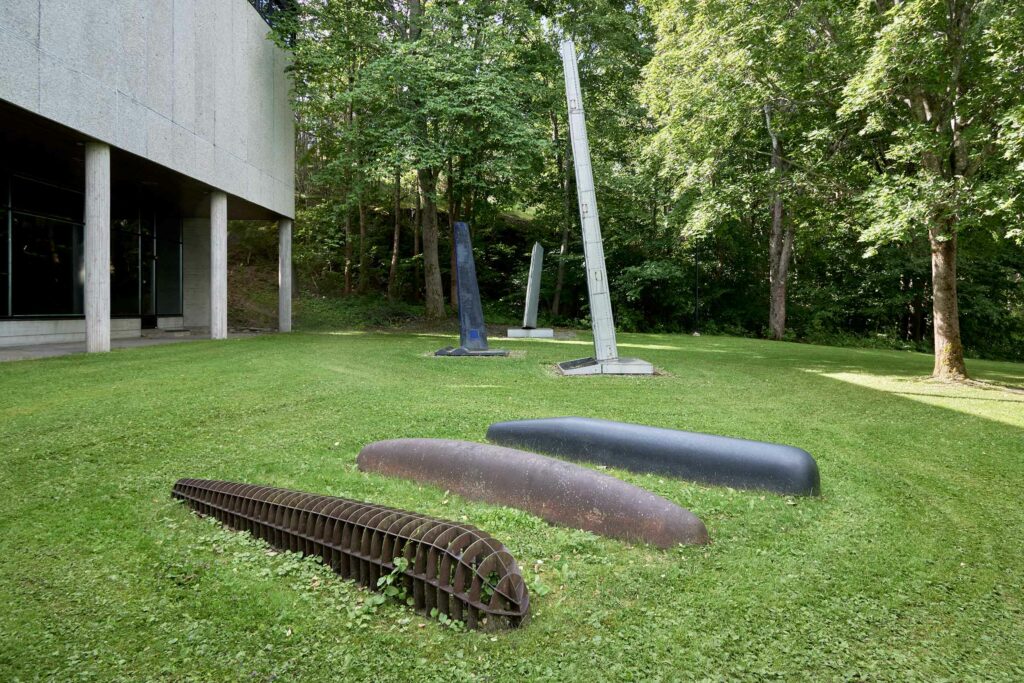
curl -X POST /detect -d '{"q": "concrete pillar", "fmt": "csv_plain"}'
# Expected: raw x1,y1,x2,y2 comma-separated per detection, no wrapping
278,218,292,332
209,191,228,340
84,142,111,353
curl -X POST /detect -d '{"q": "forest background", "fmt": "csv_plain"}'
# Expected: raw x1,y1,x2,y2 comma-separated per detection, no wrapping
244,0,1024,372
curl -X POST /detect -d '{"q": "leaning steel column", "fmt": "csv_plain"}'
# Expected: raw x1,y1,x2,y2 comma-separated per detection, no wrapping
278,218,292,332
209,191,228,340
561,39,617,362
558,40,652,374
84,142,111,353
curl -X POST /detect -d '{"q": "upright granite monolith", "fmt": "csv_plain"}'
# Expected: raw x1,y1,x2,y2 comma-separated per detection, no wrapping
507,242,553,339
436,221,508,357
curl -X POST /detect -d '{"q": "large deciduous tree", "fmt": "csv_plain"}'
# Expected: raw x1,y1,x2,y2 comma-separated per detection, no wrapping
642,0,857,340
840,0,1024,379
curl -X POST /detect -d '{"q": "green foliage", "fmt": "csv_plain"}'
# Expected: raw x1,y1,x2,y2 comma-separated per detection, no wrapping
839,0,1024,245
295,294,420,331
266,0,1023,360
377,557,415,606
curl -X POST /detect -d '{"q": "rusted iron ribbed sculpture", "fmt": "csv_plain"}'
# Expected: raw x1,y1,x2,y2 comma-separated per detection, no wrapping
357,440,709,548
172,479,529,629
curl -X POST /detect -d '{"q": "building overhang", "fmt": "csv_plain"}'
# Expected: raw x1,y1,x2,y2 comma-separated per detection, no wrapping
1,100,282,221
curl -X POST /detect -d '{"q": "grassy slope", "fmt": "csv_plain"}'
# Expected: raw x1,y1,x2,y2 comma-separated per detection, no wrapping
1,332,1022,682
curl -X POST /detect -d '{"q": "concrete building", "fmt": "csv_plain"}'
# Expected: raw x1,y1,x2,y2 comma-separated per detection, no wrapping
0,0,295,350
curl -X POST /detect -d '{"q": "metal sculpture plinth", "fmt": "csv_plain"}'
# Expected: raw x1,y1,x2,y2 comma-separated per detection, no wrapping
556,356,654,375
507,328,553,339
558,40,652,376
487,417,821,496
357,439,708,548
507,242,553,339
172,478,530,629
435,221,508,357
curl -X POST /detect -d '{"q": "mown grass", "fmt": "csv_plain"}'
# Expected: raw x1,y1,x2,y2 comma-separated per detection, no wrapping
1,331,1022,681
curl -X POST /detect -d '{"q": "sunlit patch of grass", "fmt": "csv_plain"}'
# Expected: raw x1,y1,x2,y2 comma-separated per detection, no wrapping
809,371,1024,429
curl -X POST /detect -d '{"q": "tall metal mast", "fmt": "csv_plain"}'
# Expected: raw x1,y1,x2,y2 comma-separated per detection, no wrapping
558,40,652,375
561,39,619,362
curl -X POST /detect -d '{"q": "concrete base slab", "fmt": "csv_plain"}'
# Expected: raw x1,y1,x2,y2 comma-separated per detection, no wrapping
435,346,510,357
0,331,263,363
507,328,554,339
557,356,655,375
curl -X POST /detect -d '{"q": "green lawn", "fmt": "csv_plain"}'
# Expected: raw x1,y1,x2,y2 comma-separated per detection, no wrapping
1,331,1023,681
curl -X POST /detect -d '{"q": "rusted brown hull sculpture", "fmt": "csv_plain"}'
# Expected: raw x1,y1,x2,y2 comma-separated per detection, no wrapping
357,440,709,548
172,479,529,629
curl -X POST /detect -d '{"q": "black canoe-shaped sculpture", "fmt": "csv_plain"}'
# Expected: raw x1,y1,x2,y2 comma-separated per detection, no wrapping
357,439,709,547
486,417,820,496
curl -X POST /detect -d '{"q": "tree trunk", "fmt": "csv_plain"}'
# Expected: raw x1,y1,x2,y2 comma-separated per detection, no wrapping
412,189,421,301
917,109,969,378
387,167,401,300
912,276,928,343
902,0,970,377
343,207,353,296
768,197,794,341
408,0,442,317
930,226,967,379
551,112,572,317
447,157,458,310
358,198,368,294
764,105,793,341
418,167,445,319
408,0,421,40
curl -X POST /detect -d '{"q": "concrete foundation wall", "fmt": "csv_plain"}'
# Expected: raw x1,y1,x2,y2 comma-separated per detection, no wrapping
0,318,140,347
158,316,185,329
0,0,294,218
182,217,211,329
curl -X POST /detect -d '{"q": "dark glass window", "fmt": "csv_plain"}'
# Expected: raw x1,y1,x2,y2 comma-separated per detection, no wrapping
11,213,83,315
156,233,182,315
111,220,140,316
11,176,83,223
1,209,9,317
1,173,183,320
157,215,181,243
155,216,182,316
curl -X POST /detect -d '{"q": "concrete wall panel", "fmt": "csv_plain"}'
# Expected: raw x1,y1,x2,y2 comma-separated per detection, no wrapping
39,2,120,86
191,1,217,141
116,92,149,158
0,27,39,111
0,318,140,348
0,0,40,44
117,0,149,97
39,52,118,142
1,0,294,219
172,0,197,132
145,0,174,118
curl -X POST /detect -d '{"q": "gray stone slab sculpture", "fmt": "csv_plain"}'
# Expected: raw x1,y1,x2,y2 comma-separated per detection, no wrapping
357,439,709,547
558,40,653,375
507,242,553,339
436,221,508,357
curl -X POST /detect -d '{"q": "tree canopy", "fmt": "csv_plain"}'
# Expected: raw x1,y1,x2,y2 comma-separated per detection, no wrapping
272,0,1024,371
